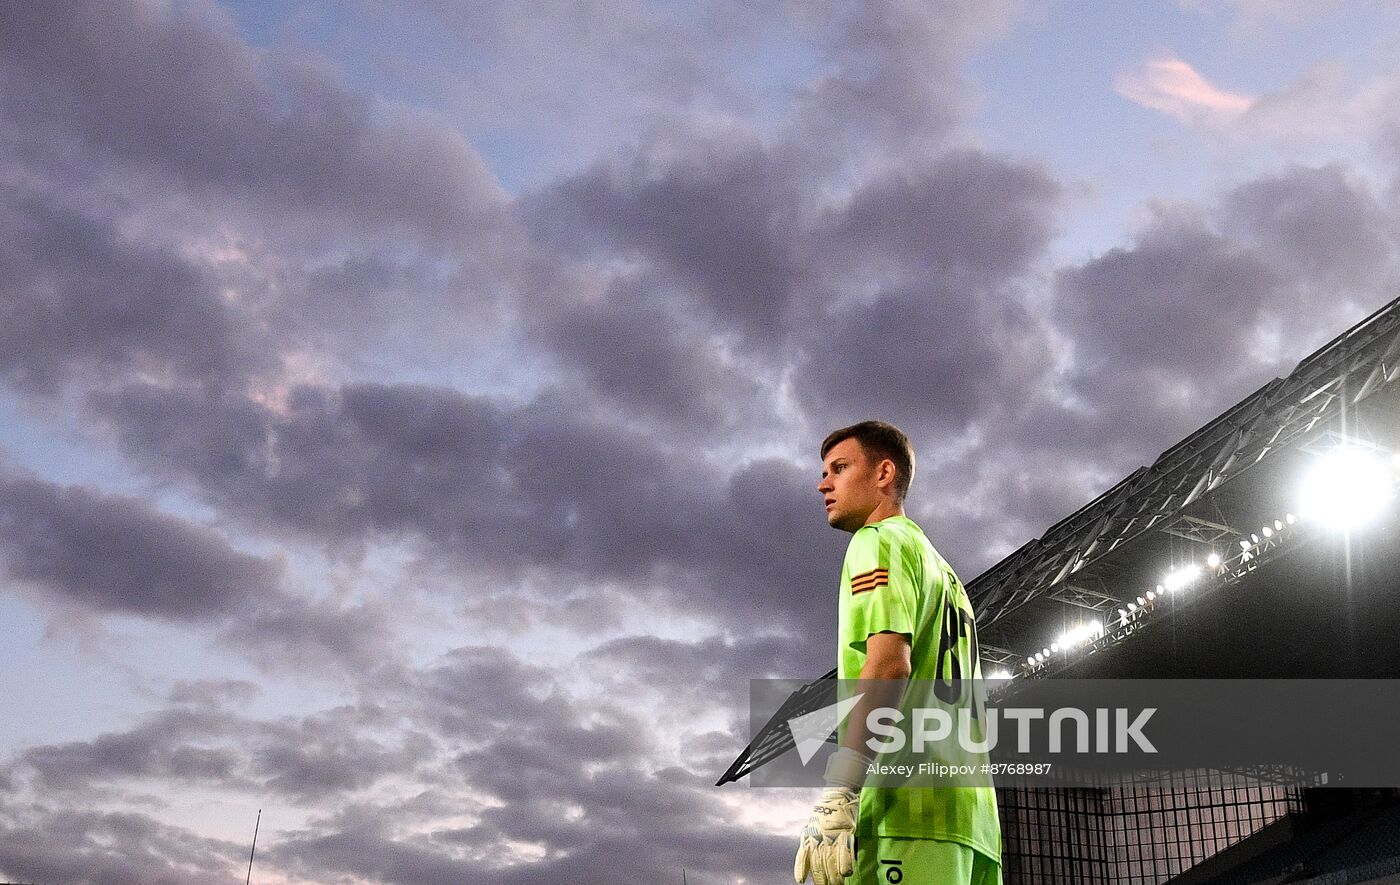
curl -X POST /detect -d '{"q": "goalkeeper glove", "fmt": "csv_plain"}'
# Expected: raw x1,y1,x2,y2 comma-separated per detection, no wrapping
794,747,869,884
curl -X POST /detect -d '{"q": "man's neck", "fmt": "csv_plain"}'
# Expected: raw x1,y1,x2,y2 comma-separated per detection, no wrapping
862,500,904,527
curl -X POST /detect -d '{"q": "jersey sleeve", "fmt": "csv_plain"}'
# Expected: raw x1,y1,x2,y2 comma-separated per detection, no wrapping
842,525,920,655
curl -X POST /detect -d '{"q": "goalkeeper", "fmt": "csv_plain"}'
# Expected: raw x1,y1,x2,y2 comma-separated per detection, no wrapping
795,421,1001,885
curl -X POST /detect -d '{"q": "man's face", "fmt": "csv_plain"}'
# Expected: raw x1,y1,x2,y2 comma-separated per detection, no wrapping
818,437,885,533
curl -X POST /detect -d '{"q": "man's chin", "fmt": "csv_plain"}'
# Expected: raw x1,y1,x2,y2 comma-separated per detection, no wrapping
826,511,857,532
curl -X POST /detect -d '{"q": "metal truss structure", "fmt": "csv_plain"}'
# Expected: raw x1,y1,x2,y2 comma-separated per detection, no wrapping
970,293,1400,661
715,667,836,786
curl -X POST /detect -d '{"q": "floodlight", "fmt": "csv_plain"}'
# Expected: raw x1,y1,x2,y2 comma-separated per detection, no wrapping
1164,563,1201,592
991,669,1012,681
1042,647,1051,657
1262,526,1273,538
1207,552,1221,567
1050,643,1060,653
1299,446,1396,530
1286,513,1296,524
1274,520,1284,531
1251,533,1260,543
1239,539,1251,551
1127,602,1138,612
1027,657,1036,667
1117,608,1128,624
1060,622,1102,649
1146,590,1156,601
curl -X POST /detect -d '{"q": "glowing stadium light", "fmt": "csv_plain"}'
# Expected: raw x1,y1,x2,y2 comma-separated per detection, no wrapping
1059,621,1104,649
1050,642,1060,653
1127,602,1138,612
1042,647,1051,657
1207,552,1222,568
1033,653,1043,664
1251,533,1260,544
991,669,1012,681
1286,513,1297,524
1026,657,1036,667
1299,446,1397,530
1239,539,1251,551
1164,563,1202,592
1146,590,1156,602
1274,520,1284,531
1135,596,1145,606
1262,526,1273,538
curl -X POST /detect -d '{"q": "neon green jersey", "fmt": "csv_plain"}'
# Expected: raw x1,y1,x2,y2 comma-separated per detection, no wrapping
836,515,1001,861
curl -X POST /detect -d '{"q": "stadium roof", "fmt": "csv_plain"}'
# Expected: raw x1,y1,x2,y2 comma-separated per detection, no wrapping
969,293,1400,678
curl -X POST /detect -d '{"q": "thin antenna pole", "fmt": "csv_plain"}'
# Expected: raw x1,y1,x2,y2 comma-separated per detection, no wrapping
682,869,688,885
246,808,262,885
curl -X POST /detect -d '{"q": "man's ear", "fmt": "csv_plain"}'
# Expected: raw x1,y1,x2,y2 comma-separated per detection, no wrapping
877,458,896,492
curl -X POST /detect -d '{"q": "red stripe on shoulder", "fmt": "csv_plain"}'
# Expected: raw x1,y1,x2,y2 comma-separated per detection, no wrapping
850,568,890,595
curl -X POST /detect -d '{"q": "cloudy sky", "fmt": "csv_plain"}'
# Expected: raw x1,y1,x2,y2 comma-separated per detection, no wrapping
3,0,1400,882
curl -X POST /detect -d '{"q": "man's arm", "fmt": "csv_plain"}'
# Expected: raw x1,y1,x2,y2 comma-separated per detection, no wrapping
794,631,911,884
842,630,911,755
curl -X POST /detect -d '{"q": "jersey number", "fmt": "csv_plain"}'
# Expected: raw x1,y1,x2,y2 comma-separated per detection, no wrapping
934,601,979,710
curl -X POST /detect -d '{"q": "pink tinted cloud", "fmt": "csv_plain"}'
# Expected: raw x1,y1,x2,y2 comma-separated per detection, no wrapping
1115,54,1254,122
